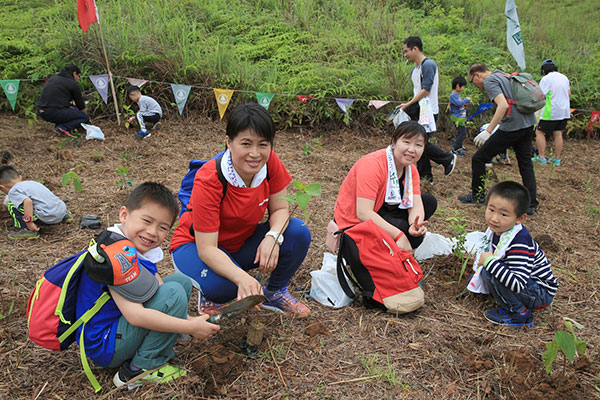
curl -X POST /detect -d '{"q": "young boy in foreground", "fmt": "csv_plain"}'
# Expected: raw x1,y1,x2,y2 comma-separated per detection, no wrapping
0,165,72,239
77,182,219,389
475,181,558,326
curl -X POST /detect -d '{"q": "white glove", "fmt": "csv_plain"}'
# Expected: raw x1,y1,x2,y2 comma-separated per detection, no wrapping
474,129,492,147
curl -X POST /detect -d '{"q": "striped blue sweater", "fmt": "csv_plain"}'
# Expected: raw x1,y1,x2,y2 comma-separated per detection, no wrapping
483,226,558,297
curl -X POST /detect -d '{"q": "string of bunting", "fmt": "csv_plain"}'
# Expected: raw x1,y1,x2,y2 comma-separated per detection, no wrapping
1,75,599,137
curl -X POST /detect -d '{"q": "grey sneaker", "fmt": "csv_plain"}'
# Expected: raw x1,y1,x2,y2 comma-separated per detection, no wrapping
8,229,40,240
151,121,161,131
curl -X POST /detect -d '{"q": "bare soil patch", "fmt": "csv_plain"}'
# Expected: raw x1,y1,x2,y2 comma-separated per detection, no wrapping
1,114,599,399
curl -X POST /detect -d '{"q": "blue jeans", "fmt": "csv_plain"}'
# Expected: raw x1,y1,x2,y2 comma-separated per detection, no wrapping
108,273,192,370
38,107,90,131
481,268,554,313
172,218,311,304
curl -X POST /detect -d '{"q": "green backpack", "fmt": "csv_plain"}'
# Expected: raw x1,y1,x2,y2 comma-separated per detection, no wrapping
495,72,546,115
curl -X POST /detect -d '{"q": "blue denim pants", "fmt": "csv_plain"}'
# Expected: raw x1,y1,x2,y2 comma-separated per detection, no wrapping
481,268,554,313
108,273,192,370
172,218,311,304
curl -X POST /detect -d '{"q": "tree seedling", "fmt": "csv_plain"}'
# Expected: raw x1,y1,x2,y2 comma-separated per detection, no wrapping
62,164,83,191
542,317,587,375
115,166,134,187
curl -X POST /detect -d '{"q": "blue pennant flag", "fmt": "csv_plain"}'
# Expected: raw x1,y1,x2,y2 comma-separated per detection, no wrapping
467,103,494,121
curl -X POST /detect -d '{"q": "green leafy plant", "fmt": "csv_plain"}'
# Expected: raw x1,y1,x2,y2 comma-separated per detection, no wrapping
445,209,470,285
115,166,134,187
24,105,38,125
123,104,135,128
542,317,587,375
61,164,83,191
302,141,312,155
0,300,14,320
360,353,409,388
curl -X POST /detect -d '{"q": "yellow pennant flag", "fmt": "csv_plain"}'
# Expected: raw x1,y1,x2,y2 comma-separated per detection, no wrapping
214,88,234,119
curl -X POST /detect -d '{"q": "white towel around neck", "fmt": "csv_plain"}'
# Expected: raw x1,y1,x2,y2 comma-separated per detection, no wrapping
384,145,413,209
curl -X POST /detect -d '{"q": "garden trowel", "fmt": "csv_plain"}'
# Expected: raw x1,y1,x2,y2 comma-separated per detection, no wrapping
207,294,266,324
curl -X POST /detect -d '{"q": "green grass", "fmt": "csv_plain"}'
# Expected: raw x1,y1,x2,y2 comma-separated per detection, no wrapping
0,0,599,129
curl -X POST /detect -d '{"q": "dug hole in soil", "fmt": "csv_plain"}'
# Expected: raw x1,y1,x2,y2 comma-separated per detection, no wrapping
1,114,599,399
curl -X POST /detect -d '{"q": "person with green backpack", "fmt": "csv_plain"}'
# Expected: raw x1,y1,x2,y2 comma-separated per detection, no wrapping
458,63,539,215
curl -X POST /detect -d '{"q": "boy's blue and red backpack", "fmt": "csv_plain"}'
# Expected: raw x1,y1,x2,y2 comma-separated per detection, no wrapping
27,234,131,392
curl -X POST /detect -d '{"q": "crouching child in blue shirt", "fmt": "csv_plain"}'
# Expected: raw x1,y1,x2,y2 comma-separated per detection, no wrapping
77,182,220,389
472,181,558,326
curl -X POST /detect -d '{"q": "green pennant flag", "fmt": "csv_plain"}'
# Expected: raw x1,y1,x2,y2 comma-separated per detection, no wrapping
0,80,20,111
256,92,275,110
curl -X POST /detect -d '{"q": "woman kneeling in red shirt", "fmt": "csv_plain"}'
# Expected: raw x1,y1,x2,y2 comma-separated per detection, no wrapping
170,103,311,317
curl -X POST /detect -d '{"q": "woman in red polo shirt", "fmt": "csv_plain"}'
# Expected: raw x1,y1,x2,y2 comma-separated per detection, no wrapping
334,121,437,252
170,103,310,317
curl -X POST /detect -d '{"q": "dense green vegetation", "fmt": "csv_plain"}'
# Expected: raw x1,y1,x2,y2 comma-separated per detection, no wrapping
1,0,599,131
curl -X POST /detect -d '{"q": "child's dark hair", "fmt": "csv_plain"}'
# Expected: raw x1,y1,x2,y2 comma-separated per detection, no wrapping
226,103,276,145
452,76,467,89
487,181,530,216
541,59,558,75
124,182,180,224
0,165,19,185
403,36,423,52
391,120,427,144
126,85,141,97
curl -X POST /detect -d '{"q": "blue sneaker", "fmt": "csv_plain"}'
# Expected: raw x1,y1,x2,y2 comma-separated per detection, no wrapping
452,148,465,156
484,307,533,327
532,155,546,165
137,130,151,139
262,286,310,317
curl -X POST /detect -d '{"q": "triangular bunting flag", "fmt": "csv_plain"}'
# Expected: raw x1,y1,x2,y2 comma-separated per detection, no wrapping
467,103,494,121
297,95,313,104
127,78,148,88
214,89,234,119
335,98,355,114
368,100,390,109
171,84,192,115
587,111,600,139
88,74,109,104
0,80,20,111
77,0,99,32
256,92,275,110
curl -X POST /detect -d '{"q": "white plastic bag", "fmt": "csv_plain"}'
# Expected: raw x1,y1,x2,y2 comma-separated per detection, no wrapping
414,232,453,261
392,108,411,128
81,123,105,141
309,252,353,309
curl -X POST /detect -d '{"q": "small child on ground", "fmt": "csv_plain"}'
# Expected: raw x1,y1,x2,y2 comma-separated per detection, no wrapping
77,182,220,389
0,165,72,240
449,76,472,156
126,85,162,139
473,181,558,326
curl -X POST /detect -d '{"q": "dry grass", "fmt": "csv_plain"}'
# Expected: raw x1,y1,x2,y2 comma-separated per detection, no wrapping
1,114,599,399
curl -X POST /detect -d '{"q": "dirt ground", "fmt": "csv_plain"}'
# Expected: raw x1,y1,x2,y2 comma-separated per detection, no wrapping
1,113,599,399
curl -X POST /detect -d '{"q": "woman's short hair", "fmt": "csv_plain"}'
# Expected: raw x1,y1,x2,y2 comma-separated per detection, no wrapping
226,103,276,145
391,120,427,144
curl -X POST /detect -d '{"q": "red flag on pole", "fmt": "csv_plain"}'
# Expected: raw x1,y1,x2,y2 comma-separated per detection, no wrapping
77,0,99,32
587,111,600,139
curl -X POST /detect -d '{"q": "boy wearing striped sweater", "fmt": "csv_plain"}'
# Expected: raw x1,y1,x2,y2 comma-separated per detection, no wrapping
478,181,558,327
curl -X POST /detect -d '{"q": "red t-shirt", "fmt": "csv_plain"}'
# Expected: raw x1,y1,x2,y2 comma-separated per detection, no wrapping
170,151,291,253
334,149,421,229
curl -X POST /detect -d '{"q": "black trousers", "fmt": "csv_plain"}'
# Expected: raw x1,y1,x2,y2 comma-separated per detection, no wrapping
408,113,453,180
471,126,538,208
377,193,437,250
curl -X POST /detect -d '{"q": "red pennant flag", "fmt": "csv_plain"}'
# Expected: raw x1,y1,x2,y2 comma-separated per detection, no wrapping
296,95,313,104
77,0,99,32
587,111,600,139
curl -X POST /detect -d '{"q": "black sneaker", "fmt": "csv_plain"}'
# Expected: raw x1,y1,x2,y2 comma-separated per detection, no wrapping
526,206,537,216
444,153,457,176
458,193,485,204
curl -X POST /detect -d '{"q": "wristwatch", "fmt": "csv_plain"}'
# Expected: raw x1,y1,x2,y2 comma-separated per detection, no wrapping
265,230,284,245
22,214,33,223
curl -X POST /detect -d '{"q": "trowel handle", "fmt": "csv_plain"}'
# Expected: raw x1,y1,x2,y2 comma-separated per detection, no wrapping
207,314,222,324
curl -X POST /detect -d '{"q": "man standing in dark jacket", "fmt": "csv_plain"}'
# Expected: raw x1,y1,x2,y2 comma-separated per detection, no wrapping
36,64,90,136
